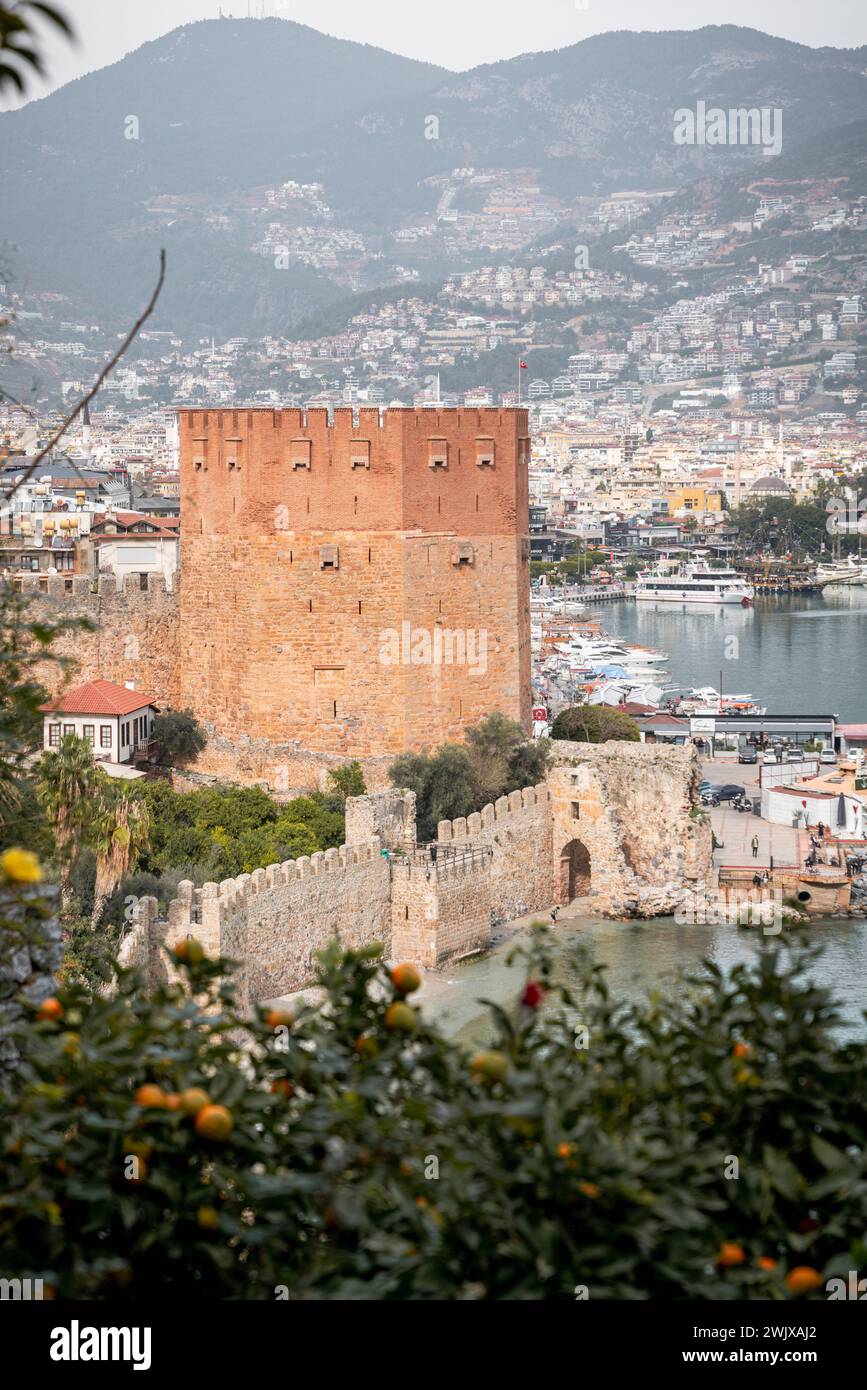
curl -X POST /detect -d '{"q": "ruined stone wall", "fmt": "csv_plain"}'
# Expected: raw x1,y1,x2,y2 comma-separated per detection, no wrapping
345,789,417,849
546,740,711,917
437,781,553,923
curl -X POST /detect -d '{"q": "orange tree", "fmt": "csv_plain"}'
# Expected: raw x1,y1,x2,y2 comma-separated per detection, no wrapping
1,917,866,1300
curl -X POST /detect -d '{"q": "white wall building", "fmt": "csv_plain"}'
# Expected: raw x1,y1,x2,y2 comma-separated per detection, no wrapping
41,680,157,765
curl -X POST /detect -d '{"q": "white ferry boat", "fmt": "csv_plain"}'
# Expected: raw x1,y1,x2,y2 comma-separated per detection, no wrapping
636,562,754,605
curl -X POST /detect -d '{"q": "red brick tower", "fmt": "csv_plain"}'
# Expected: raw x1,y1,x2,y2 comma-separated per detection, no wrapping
177,406,531,758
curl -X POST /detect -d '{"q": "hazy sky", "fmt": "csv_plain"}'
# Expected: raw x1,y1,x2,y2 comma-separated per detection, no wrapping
13,0,867,106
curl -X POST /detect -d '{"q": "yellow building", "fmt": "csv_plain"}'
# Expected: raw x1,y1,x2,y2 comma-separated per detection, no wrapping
667,486,724,516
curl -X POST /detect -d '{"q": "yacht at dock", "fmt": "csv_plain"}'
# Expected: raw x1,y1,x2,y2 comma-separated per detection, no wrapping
636,561,755,605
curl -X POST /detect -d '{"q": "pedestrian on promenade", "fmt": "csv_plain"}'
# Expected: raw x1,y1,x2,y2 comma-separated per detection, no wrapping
550,906,559,923
818,822,825,840
751,833,759,859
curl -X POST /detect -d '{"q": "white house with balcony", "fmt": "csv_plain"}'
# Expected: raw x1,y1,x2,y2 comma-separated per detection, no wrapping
40,680,157,766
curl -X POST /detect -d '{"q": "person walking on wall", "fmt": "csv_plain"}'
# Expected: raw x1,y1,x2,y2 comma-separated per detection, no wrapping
751,833,760,859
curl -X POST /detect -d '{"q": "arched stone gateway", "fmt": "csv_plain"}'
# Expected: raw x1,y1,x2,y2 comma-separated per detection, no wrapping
559,838,591,904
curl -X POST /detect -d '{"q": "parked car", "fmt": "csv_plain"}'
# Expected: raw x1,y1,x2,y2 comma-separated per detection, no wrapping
738,747,758,764
761,750,777,765
785,749,803,763
713,783,746,801
819,749,837,766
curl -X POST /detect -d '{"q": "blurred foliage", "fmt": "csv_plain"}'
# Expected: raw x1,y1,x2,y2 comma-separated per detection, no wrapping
1,930,865,1299
0,2,72,96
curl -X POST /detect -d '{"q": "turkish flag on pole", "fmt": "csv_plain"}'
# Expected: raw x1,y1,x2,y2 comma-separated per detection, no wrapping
519,360,528,369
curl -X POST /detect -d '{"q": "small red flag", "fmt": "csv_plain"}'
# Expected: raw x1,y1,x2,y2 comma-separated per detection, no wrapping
519,360,528,369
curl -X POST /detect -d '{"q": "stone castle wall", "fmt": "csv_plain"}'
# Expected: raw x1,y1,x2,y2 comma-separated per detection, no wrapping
117,742,712,1007
17,572,181,710
19,407,532,791
437,782,554,922
546,740,711,917
390,849,492,967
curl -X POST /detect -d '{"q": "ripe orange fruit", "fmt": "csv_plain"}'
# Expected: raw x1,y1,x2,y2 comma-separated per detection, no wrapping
756,1256,777,1271
194,1104,234,1141
354,1033,380,1059
180,1087,210,1115
197,1205,220,1230
384,1002,418,1033
469,1050,510,1083
556,1141,574,1159
37,997,64,1023
172,937,204,964
134,1084,167,1108
164,1092,183,1111
270,1079,294,1098
391,962,422,995
785,1266,823,1295
578,1181,601,1199
732,1041,752,1059
266,1009,294,1030
717,1242,747,1268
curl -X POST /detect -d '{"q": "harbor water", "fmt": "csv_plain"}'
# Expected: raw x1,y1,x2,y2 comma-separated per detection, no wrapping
421,913,867,1045
589,589,867,722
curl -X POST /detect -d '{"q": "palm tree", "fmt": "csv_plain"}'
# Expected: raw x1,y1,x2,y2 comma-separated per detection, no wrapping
36,734,101,912
91,785,151,929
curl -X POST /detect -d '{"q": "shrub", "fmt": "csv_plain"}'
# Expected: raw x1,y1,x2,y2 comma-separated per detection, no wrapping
2,925,866,1300
390,713,548,841
150,709,206,766
550,705,641,744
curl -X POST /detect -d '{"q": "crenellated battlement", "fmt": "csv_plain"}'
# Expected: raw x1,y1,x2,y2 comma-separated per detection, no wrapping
13,570,177,600
438,781,550,842
178,405,527,436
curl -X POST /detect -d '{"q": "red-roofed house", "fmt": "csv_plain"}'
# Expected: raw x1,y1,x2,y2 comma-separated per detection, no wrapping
40,680,158,764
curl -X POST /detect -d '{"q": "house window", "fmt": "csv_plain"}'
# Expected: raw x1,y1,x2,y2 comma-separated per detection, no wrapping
49,724,61,747
571,802,580,820
83,725,95,746
100,725,112,749
63,723,75,738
